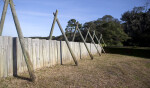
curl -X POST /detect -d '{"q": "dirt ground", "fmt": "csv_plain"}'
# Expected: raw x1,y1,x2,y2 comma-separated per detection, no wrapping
0,54,150,88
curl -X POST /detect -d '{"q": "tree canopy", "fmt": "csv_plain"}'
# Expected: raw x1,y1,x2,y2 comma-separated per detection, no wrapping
121,7,150,46
83,15,128,46
54,6,150,47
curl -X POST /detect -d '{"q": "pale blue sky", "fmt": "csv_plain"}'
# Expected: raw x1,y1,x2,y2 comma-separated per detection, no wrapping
0,0,149,37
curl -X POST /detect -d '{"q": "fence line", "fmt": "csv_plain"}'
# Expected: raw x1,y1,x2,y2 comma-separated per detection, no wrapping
0,36,101,78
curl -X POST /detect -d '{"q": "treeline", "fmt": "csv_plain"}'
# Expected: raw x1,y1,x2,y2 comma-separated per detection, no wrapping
54,6,150,47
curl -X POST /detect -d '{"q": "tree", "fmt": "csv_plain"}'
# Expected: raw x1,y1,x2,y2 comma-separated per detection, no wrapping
83,15,128,46
121,7,150,46
65,19,82,40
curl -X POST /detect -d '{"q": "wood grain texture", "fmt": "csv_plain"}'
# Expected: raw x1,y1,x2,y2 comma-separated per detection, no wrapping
0,37,102,78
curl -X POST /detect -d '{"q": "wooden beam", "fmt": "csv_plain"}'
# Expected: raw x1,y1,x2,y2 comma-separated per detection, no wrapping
72,24,78,41
101,36,106,47
0,0,9,36
87,30,101,56
99,34,102,43
48,10,58,40
53,13,78,65
84,28,90,42
9,0,36,81
76,23,94,60
92,31,95,39
99,34,106,47
94,33,106,54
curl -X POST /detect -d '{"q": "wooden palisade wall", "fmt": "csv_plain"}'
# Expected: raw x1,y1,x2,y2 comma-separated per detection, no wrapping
0,36,101,78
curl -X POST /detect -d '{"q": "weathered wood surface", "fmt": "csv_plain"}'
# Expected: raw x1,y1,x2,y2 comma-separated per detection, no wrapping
0,36,102,78
0,36,13,77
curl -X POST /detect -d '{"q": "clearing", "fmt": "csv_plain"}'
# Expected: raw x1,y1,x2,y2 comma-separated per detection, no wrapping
0,54,150,88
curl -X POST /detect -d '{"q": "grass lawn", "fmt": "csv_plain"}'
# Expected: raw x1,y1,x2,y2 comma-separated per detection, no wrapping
0,54,150,88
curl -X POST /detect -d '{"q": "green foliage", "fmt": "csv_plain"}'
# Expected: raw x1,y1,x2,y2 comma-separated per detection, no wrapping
121,7,150,47
64,19,82,40
56,16,128,46
83,15,129,46
65,19,82,33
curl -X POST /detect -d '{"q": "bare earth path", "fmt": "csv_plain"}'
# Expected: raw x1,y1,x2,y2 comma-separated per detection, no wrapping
0,54,150,88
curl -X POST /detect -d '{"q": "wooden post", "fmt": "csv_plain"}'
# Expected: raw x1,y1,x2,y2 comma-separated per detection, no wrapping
99,34,102,43
94,33,106,53
0,0,9,36
99,34,106,47
101,34,106,47
53,13,78,65
72,25,77,41
84,29,89,42
76,23,94,60
92,31,95,39
9,0,36,81
48,10,58,40
87,30,101,56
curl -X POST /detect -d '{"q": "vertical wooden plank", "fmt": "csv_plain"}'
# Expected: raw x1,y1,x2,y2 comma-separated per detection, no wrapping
22,38,28,72
54,40,57,65
50,40,57,66
81,42,87,58
77,42,80,59
42,40,46,67
32,39,36,70
80,42,83,59
62,41,66,64
28,38,33,68
65,41,69,63
79,42,81,59
39,40,43,68
47,39,50,67
49,40,53,66
32,39,40,70
0,36,3,77
36,39,40,69
16,38,22,73
52,40,56,65
70,42,73,61
56,41,61,65
7,37,13,76
43,40,50,67
3,37,8,77
61,41,65,64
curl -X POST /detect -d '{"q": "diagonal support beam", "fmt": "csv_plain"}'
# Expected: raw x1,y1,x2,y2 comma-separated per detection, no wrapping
84,28,90,42
48,10,58,40
99,34,106,47
76,23,94,60
87,29,101,56
9,0,36,81
53,12,78,65
102,38,106,47
99,34,102,43
0,0,9,36
72,25,78,42
93,31,106,53
92,31,95,39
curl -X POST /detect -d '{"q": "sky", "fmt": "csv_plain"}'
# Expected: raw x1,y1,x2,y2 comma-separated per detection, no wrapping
0,0,149,37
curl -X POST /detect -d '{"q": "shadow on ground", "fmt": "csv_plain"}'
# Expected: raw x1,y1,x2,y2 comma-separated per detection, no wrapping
104,47,150,59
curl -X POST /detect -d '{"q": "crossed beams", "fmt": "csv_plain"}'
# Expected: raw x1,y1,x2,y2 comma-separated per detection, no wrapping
92,31,106,53
0,0,36,81
84,28,101,56
48,10,78,65
75,22,94,59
